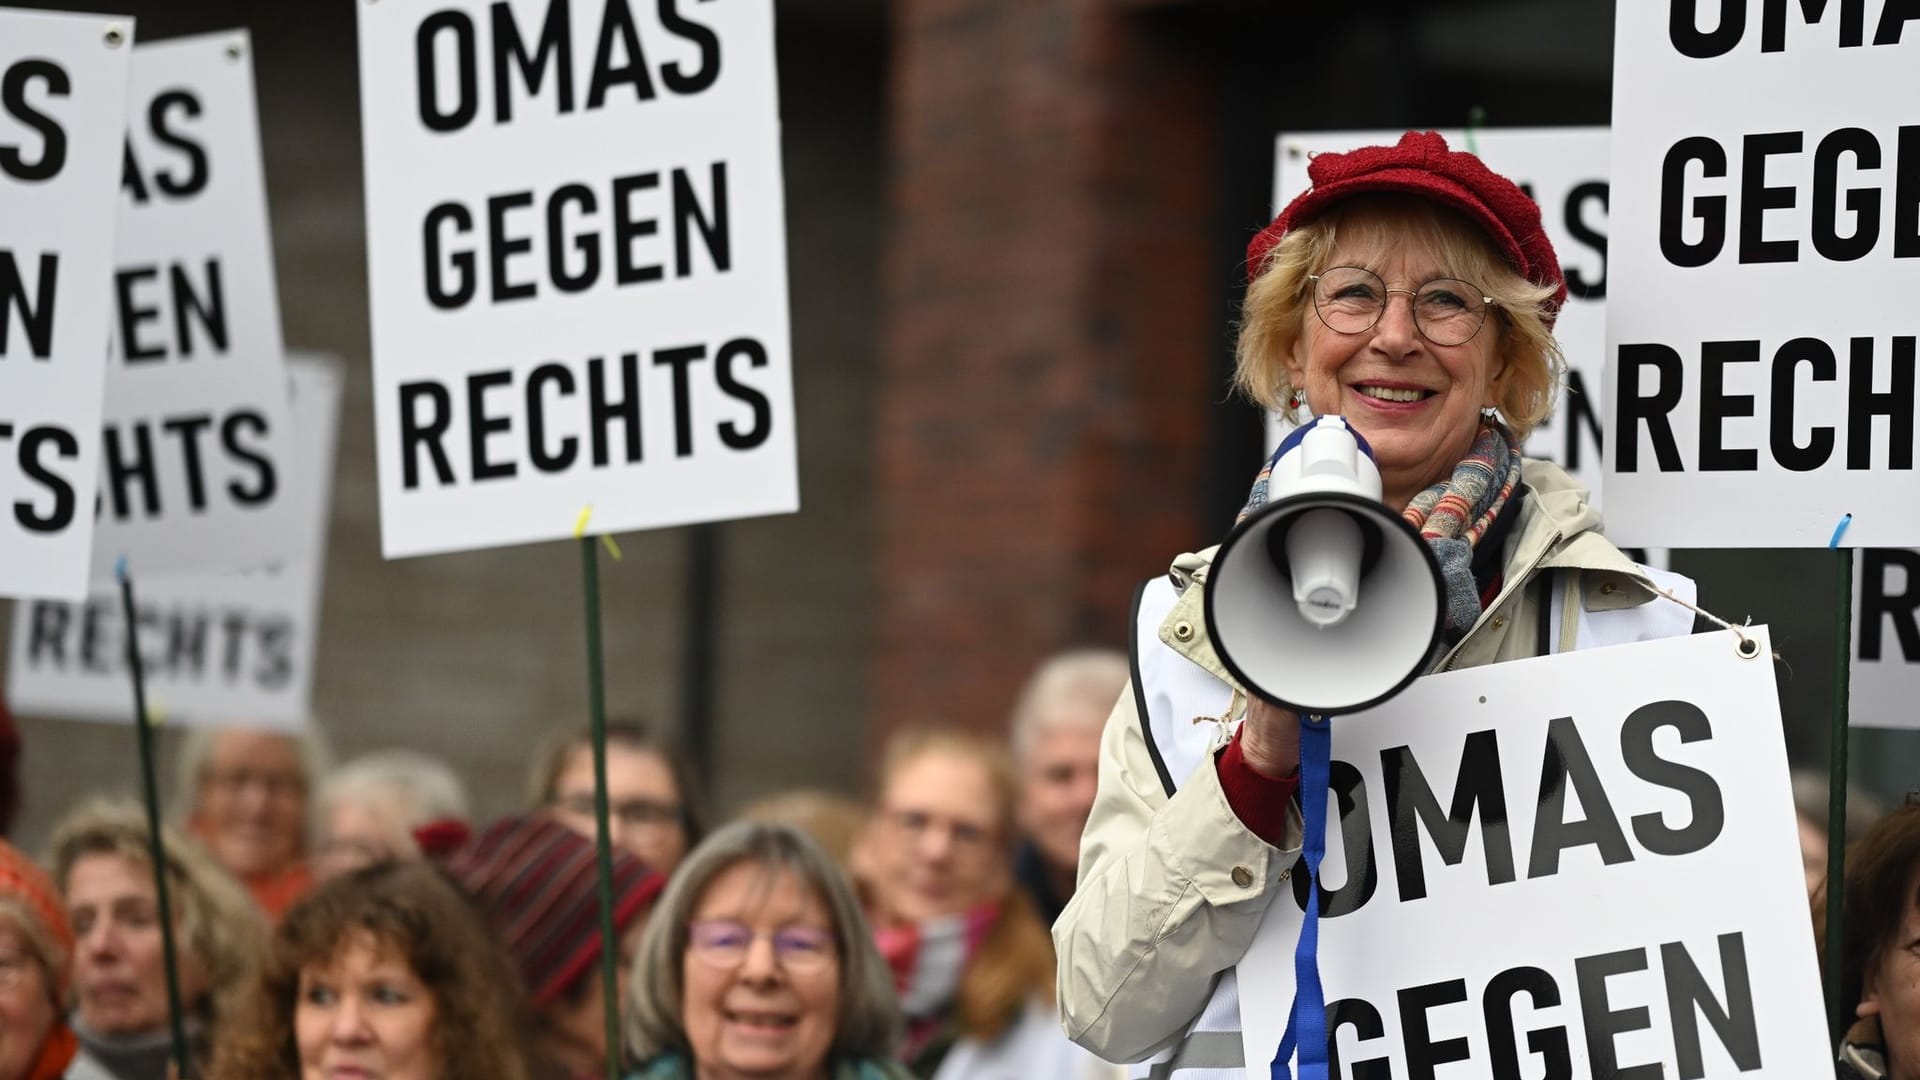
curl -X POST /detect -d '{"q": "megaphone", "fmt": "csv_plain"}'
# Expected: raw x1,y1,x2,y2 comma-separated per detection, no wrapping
1204,416,1447,715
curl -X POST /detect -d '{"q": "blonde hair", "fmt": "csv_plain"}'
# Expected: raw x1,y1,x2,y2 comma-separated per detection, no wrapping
869,728,1053,1040
49,800,267,1036
874,727,1018,845
1236,193,1564,442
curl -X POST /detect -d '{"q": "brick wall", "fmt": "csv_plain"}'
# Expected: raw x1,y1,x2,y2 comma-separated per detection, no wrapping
871,0,1225,737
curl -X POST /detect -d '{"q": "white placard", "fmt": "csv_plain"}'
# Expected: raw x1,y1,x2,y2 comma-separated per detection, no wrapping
7,354,340,729
357,0,796,558
1273,128,1612,497
1604,7,1919,548
91,31,297,578
1854,548,1920,730
0,9,132,600
1237,629,1827,1078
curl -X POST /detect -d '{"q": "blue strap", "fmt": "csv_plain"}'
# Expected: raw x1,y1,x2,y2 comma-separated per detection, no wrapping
1270,714,1332,1080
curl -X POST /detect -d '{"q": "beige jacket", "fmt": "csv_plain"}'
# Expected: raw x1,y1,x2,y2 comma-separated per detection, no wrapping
1053,459,1691,1068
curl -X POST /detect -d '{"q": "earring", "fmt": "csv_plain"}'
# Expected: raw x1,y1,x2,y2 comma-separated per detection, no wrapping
1287,392,1302,411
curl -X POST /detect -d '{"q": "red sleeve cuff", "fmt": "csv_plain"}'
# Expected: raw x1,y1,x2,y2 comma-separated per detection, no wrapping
1216,730,1299,848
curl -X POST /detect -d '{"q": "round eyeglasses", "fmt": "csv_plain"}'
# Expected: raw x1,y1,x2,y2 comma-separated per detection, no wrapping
1307,266,1494,347
687,920,836,973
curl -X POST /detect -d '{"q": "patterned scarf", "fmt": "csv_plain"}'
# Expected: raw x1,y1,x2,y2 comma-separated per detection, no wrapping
870,903,1001,1066
1237,422,1523,633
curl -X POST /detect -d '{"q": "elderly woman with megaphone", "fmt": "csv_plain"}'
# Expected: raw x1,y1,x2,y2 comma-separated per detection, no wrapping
1052,132,1697,1079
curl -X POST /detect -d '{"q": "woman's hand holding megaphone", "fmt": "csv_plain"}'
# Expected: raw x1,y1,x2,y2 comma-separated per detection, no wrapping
1240,696,1302,780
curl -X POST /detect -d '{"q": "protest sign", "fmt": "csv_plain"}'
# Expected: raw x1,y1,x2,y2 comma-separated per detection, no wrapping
1854,548,1920,729
92,31,297,578
7,354,340,729
1274,128,1611,497
0,9,132,600
1236,628,1828,1078
1604,5,1919,548
356,0,797,558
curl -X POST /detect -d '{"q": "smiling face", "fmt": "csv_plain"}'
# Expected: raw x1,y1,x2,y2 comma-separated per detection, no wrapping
193,730,308,881
295,930,440,1080
681,862,840,1080
1285,207,1510,510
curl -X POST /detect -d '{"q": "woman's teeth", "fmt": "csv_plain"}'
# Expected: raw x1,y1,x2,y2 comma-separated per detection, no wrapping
1355,386,1427,403
728,1011,797,1027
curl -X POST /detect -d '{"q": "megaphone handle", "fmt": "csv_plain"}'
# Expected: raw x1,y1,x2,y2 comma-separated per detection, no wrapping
1269,714,1332,1080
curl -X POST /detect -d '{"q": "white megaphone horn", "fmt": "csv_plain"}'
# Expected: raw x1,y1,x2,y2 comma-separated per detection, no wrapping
1204,416,1447,715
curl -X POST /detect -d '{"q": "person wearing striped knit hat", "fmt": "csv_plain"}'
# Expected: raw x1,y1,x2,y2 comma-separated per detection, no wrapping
450,814,667,1080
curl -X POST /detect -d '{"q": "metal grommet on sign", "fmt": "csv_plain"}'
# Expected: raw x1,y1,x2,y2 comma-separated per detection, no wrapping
1232,865,1253,888
1173,621,1195,642
225,40,244,62
1736,636,1761,660
103,24,126,47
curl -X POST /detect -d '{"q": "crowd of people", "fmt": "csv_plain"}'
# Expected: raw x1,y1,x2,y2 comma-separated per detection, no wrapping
0,647,1130,1080
0,130,1910,1080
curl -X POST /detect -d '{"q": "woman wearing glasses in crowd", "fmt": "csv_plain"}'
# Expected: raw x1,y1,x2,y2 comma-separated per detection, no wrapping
1054,132,1698,1078
854,728,1107,1079
532,721,704,875
623,821,911,1080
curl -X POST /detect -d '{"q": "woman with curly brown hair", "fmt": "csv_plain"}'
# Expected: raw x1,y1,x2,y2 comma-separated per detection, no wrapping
206,859,535,1080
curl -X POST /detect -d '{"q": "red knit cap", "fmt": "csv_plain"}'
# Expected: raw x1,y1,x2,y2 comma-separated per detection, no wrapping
0,840,73,998
447,814,666,1008
1247,131,1568,318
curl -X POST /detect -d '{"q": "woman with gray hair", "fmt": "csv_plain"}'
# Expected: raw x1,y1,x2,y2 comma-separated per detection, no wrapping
48,801,266,1080
173,724,330,919
624,821,912,1080
313,749,471,880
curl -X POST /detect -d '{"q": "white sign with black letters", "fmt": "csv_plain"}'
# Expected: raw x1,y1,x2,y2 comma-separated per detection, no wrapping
1854,549,1920,730
1237,629,1828,1078
1274,128,1613,499
93,31,297,578
1604,6,1919,547
0,9,132,601
7,354,340,729
357,0,796,558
